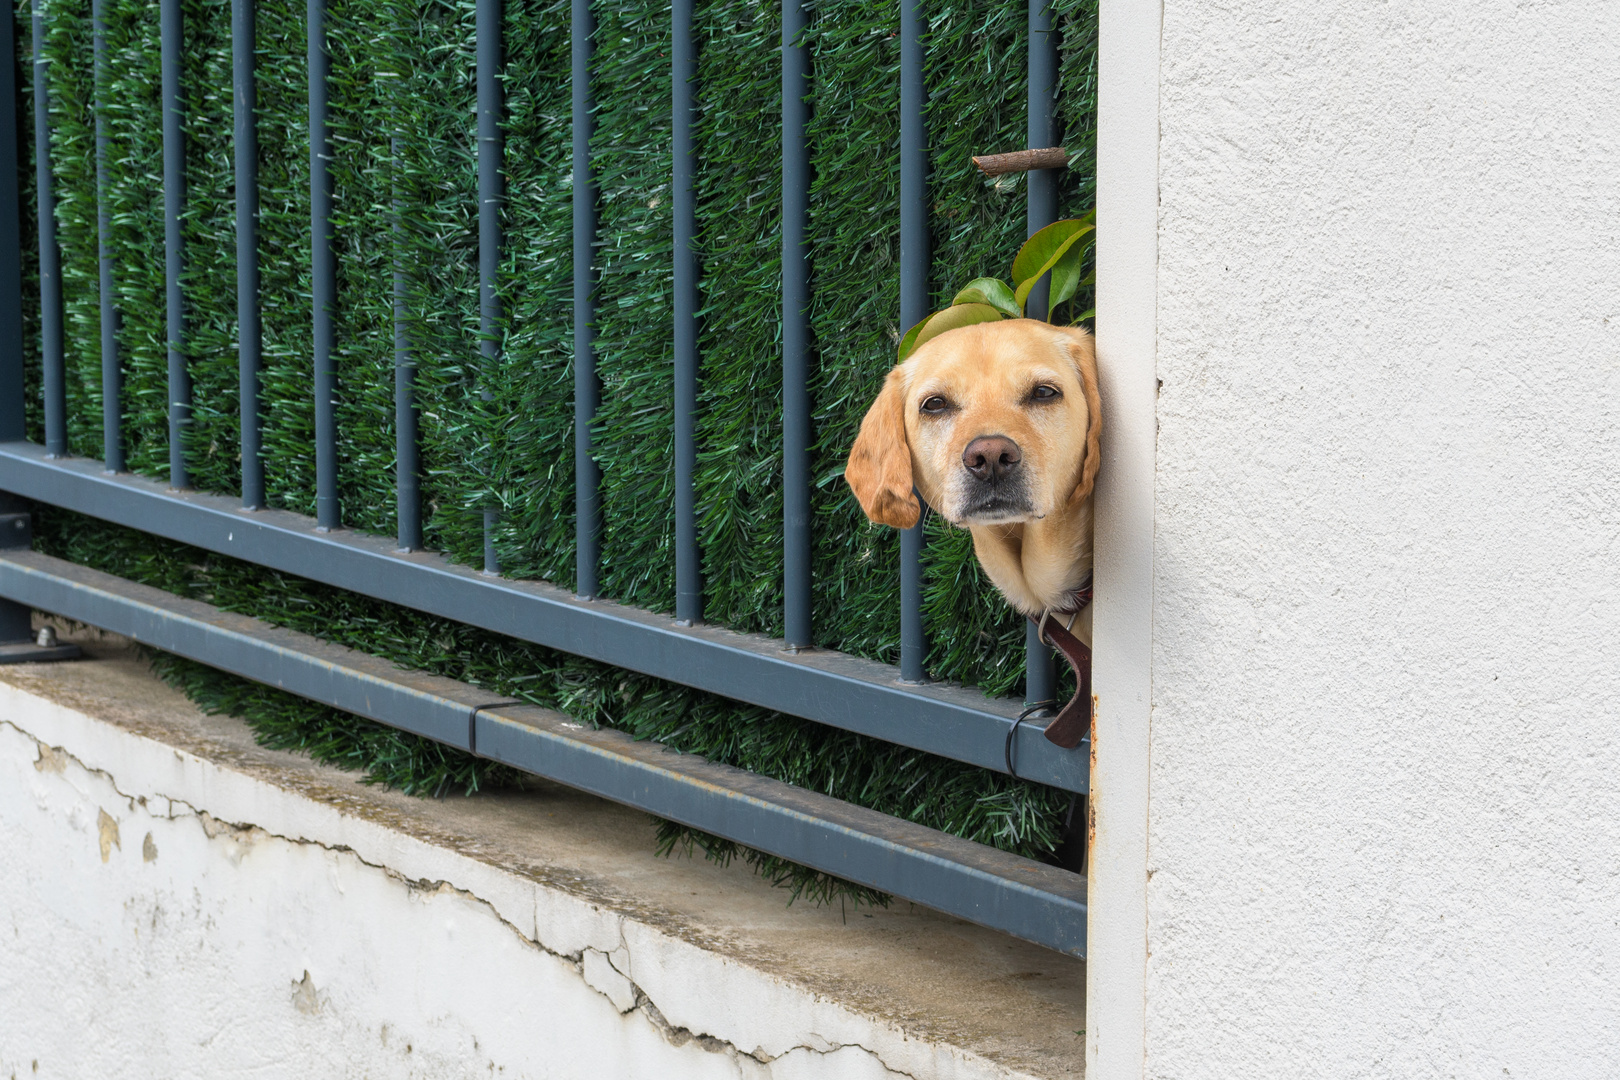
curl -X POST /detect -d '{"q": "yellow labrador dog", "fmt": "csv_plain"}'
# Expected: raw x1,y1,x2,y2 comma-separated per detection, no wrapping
844,318,1101,648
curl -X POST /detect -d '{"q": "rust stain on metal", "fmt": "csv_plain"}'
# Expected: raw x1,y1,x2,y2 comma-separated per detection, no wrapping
1087,695,1098,857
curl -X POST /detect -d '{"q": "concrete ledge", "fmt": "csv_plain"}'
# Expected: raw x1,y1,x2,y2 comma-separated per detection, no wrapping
0,631,1083,1079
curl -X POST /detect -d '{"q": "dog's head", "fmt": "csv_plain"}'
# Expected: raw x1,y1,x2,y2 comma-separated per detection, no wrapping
844,319,1101,529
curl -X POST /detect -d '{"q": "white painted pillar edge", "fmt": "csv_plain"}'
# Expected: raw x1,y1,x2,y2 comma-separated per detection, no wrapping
1088,0,1159,1077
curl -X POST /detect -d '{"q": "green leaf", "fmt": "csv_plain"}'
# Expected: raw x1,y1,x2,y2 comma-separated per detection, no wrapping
1011,213,1097,315
1046,242,1087,310
1011,213,1096,288
898,304,1007,361
896,317,931,363
1052,270,1098,319
951,277,1021,318
898,303,1006,361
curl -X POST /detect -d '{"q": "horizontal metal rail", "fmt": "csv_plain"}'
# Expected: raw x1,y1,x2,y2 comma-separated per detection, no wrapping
0,548,1087,956
0,441,1086,793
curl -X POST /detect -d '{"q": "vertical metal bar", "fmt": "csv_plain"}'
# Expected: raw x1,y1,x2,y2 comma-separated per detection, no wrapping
92,0,121,472
0,0,24,446
897,0,926,682
234,0,262,506
161,0,187,488
571,0,599,597
1023,0,1059,707
32,3,65,456
477,0,501,573
392,138,419,552
1026,0,1059,314
0,0,23,449
672,0,699,625
308,0,337,528
780,0,810,650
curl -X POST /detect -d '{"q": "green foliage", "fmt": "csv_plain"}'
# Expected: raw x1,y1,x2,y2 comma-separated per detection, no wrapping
896,215,1095,362
18,0,1098,900
899,301,1003,361
952,277,1022,318
1010,213,1094,312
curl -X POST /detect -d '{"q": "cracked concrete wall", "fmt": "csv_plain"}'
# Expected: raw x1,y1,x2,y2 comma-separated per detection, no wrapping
0,684,1005,1080
1150,1,1620,1077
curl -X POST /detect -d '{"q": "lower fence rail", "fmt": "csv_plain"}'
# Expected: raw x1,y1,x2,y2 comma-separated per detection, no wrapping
0,546,1088,957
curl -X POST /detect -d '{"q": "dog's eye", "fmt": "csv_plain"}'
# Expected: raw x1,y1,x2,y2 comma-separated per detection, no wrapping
1030,384,1062,402
919,395,951,415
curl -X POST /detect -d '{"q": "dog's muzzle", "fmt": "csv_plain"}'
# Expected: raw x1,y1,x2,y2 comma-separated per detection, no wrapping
956,434,1034,521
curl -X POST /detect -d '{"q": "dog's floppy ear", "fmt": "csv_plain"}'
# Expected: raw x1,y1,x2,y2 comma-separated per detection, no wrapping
844,365,921,528
1059,326,1103,506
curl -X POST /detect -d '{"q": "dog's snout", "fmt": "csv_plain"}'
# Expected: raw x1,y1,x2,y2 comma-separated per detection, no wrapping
962,435,1022,483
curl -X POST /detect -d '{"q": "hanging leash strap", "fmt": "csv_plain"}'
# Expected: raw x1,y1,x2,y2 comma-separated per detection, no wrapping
1029,574,1093,751
1005,698,1058,778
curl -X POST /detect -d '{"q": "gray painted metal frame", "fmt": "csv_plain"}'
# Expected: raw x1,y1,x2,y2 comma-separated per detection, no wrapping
308,0,338,529
571,0,600,599
898,0,928,684
1022,0,1061,708
0,441,1086,793
780,0,811,651
476,0,501,575
29,1,66,458
161,0,188,490
671,0,700,627
232,0,263,508
392,136,422,553
92,0,121,472
0,548,1087,956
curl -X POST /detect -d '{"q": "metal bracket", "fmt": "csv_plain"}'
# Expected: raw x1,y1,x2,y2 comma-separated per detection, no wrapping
0,624,83,664
0,512,31,549
0,511,82,662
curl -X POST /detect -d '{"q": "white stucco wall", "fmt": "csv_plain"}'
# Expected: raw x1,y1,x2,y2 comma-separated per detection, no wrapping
1147,0,1620,1076
0,652,1083,1080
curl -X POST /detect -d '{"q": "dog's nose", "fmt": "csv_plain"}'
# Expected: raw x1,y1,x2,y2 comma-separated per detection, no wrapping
962,435,1022,482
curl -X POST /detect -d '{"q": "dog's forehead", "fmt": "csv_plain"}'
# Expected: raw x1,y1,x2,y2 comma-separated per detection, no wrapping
908,321,1073,388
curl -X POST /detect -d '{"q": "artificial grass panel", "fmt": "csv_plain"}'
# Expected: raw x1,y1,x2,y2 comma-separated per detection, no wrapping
484,0,577,584
690,0,785,635
800,0,903,665
588,0,677,610
38,0,112,457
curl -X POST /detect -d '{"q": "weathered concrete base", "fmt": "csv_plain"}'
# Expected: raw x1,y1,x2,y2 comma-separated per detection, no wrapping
0,632,1082,1079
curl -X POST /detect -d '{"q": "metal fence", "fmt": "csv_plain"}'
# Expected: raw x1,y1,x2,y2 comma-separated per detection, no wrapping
0,0,1090,955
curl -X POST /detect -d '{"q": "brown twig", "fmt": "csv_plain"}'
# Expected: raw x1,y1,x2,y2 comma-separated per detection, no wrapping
971,147,1068,178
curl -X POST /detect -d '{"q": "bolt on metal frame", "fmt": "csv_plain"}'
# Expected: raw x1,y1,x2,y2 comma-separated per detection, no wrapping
0,0,1091,956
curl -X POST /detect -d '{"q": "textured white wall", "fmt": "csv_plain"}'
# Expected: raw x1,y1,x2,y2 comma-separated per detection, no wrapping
0,677,1056,1080
1150,0,1620,1076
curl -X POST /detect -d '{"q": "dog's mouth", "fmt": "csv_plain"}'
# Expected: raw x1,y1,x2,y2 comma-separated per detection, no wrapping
955,487,1037,524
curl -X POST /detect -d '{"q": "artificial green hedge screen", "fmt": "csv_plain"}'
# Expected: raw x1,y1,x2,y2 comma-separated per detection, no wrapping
15,0,1098,901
